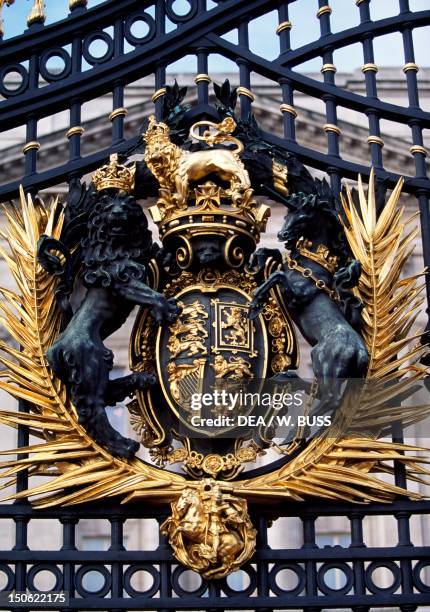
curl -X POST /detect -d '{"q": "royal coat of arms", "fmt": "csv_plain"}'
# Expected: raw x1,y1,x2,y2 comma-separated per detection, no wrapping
0,82,428,579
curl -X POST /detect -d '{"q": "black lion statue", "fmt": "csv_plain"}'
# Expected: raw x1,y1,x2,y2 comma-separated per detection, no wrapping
38,187,179,459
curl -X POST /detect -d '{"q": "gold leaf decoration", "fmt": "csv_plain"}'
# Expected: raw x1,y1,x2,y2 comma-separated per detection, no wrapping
0,188,186,507
235,170,430,503
0,173,429,508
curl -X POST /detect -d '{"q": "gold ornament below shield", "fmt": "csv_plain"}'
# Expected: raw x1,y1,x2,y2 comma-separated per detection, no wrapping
161,480,256,580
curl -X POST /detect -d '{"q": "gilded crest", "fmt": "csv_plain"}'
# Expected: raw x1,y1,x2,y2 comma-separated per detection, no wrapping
0,81,429,582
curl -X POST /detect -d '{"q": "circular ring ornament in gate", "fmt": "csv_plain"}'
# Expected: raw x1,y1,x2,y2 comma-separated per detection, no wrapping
75,565,112,598
165,0,198,23
413,561,430,593
39,48,72,82
82,31,114,64
269,563,306,597
0,63,29,97
0,90,429,580
124,12,156,46
27,564,63,593
123,565,161,598
0,565,15,592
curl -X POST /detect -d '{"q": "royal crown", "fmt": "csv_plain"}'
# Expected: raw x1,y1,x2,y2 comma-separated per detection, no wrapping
92,154,136,193
144,115,170,146
296,238,339,274
149,181,270,244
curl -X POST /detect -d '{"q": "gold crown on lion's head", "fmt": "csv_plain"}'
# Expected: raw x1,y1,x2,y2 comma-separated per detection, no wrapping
92,154,136,193
144,115,170,144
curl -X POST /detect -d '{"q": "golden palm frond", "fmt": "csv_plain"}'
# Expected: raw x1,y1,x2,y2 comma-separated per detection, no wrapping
237,170,430,503
0,188,186,507
341,171,426,381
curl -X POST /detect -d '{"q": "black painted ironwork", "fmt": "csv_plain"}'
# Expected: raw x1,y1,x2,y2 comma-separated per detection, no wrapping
0,0,430,610
1,500,430,609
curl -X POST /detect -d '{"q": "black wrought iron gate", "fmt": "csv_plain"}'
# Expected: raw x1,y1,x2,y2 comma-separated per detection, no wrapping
0,0,430,610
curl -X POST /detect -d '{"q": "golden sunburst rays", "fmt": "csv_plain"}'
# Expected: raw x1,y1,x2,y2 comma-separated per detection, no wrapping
0,187,185,507
235,169,430,503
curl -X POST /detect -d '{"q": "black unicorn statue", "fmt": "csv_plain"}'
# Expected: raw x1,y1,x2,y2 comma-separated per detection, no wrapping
249,179,368,398
251,179,364,330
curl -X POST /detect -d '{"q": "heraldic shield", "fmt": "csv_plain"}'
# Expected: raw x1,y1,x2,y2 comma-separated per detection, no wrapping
156,285,268,436
130,263,298,479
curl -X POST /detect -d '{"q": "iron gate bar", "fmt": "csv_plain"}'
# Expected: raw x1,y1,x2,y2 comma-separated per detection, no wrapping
1,6,428,132
1,498,430,518
1,119,428,203
1,122,429,202
0,501,429,609
278,10,430,67
262,131,430,190
204,33,430,127
0,6,427,198
0,596,427,611
0,0,144,55
0,138,141,201
0,0,280,131
2,547,430,562
0,500,430,612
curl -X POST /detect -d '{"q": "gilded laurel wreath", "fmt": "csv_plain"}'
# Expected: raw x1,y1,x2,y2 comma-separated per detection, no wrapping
0,172,428,510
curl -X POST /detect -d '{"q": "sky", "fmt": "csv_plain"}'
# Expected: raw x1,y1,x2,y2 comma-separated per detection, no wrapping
2,0,429,73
